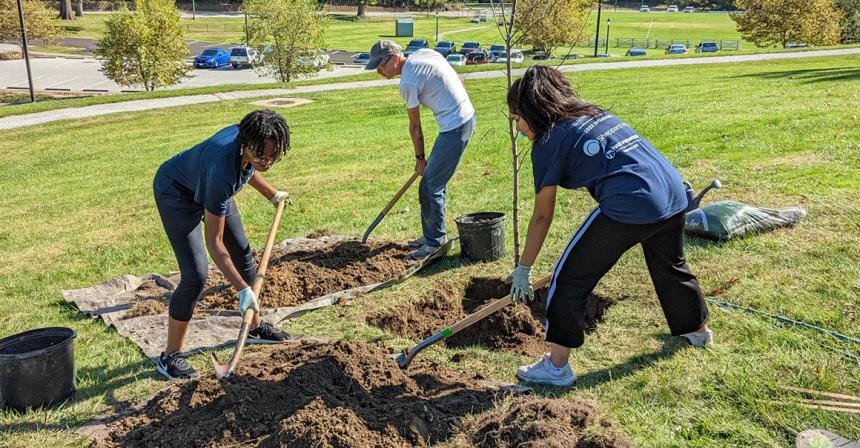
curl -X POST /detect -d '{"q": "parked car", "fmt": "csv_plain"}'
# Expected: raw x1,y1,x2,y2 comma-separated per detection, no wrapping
626,48,647,57
230,46,260,69
466,51,489,65
470,17,487,23
562,54,581,60
784,43,811,48
446,54,466,66
194,47,230,68
353,52,370,64
640,5,650,12
488,44,506,61
496,50,524,63
667,5,679,12
533,52,551,60
665,43,688,54
434,41,456,57
695,41,720,53
404,39,429,57
683,6,695,12
460,41,482,56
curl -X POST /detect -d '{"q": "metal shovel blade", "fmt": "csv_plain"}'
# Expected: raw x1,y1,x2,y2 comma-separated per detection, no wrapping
210,352,231,380
210,318,253,380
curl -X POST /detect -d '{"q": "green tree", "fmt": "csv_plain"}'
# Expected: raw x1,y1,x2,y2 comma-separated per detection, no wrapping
837,0,860,40
95,0,189,91
516,0,592,55
0,0,64,44
245,0,328,83
732,0,843,48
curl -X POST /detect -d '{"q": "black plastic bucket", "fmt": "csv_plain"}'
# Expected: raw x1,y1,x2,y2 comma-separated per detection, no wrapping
0,327,77,411
455,212,506,262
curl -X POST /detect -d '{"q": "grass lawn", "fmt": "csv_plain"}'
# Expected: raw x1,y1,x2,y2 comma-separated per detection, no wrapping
1,54,859,447
59,10,748,53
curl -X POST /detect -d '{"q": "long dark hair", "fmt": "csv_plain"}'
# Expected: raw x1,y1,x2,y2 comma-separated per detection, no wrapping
236,109,291,159
507,65,602,141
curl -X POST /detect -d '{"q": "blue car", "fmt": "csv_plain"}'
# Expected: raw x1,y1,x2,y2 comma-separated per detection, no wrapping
194,47,230,68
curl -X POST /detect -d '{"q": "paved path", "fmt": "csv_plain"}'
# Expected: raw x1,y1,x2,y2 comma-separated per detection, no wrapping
2,48,858,131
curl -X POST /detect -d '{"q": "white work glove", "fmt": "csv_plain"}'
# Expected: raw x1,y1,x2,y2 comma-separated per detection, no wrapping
238,287,259,315
507,264,534,304
268,190,290,206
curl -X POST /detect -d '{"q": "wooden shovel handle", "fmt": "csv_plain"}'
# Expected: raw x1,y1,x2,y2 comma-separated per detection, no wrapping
382,172,420,217
449,274,552,334
244,199,285,323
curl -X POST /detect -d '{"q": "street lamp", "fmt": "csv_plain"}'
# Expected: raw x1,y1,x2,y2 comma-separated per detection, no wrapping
435,12,439,42
15,0,35,103
605,17,611,55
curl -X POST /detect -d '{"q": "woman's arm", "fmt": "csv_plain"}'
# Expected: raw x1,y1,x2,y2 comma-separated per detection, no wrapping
248,171,277,200
519,186,557,267
203,210,250,292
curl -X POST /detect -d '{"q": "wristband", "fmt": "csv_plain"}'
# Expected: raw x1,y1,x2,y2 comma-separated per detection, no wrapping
415,153,425,161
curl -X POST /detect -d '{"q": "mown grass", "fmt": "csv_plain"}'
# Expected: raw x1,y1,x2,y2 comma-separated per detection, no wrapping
61,10,747,52
0,54,859,447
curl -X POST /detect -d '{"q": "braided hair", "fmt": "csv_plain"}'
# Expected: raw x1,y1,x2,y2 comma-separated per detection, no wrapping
236,109,291,160
507,65,602,141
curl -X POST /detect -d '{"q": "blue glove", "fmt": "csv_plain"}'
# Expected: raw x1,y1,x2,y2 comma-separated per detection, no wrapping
268,190,290,206
507,264,533,304
238,287,259,315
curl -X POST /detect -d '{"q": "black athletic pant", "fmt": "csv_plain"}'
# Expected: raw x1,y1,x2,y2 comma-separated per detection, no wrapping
545,208,709,349
154,190,256,322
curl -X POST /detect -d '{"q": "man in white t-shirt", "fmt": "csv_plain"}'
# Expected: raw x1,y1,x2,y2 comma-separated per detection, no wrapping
366,39,476,259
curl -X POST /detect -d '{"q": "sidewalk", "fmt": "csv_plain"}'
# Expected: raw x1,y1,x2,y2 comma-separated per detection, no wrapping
2,47,858,131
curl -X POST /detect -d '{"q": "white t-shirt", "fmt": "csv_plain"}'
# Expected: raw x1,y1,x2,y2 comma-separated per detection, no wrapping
399,49,475,133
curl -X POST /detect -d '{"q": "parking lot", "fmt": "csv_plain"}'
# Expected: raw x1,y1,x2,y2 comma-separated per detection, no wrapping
0,55,366,93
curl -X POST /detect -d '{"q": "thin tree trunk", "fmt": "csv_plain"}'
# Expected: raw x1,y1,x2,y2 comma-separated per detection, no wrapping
59,0,74,20
357,3,366,19
74,0,84,17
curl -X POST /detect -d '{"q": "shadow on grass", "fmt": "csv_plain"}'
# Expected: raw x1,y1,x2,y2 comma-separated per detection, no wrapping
730,67,860,84
575,335,687,390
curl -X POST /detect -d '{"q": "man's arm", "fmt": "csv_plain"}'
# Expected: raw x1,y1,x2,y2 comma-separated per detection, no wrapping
204,210,250,291
248,171,276,200
407,106,427,175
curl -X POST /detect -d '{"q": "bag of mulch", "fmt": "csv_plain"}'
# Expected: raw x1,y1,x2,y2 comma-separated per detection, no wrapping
685,200,807,241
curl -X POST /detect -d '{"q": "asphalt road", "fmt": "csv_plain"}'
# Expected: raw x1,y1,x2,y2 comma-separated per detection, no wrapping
0,56,366,93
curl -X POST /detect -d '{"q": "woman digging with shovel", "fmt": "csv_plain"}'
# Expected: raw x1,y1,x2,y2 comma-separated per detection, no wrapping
153,109,292,380
506,66,712,387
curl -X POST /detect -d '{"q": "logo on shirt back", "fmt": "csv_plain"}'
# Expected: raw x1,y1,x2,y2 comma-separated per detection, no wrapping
583,139,602,157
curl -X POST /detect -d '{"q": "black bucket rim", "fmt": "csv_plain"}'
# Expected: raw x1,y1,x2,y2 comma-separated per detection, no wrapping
455,211,506,225
0,327,77,361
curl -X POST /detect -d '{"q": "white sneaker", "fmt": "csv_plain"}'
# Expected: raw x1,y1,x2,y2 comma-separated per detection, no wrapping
516,353,576,387
681,328,713,348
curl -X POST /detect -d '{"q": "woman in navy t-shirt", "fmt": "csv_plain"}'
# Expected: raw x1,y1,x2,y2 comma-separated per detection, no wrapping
152,110,292,380
506,66,711,387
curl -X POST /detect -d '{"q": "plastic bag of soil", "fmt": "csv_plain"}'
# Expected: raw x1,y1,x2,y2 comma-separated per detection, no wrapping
684,200,806,241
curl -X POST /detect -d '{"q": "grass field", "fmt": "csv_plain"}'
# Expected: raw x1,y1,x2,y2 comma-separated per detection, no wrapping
60,10,747,53
1,54,859,447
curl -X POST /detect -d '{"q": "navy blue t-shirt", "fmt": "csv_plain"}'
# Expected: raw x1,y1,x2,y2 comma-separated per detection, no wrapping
531,113,687,224
154,125,254,216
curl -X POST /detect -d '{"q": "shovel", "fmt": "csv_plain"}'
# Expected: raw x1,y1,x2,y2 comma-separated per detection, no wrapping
362,172,420,244
211,199,286,379
393,274,553,370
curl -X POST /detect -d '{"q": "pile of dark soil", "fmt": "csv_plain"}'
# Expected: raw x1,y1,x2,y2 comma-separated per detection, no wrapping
367,277,615,357
92,342,632,448
125,279,170,318
446,396,634,448
199,240,412,309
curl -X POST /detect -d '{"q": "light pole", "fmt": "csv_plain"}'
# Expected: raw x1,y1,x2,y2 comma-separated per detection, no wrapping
191,0,196,20
15,0,35,103
605,17,611,55
593,0,602,57
244,9,249,45
435,12,439,42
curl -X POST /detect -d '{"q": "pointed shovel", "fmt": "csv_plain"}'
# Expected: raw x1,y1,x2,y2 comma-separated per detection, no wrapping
362,172,420,244
211,199,286,379
392,274,553,370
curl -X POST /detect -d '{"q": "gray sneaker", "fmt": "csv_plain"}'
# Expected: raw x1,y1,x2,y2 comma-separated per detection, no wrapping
681,328,713,347
516,353,576,387
406,244,439,260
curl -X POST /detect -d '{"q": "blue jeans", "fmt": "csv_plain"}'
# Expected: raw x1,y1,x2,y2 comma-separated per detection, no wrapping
419,117,475,247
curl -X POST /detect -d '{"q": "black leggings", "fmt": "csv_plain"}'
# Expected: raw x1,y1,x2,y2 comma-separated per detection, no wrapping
545,209,708,349
154,191,256,321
